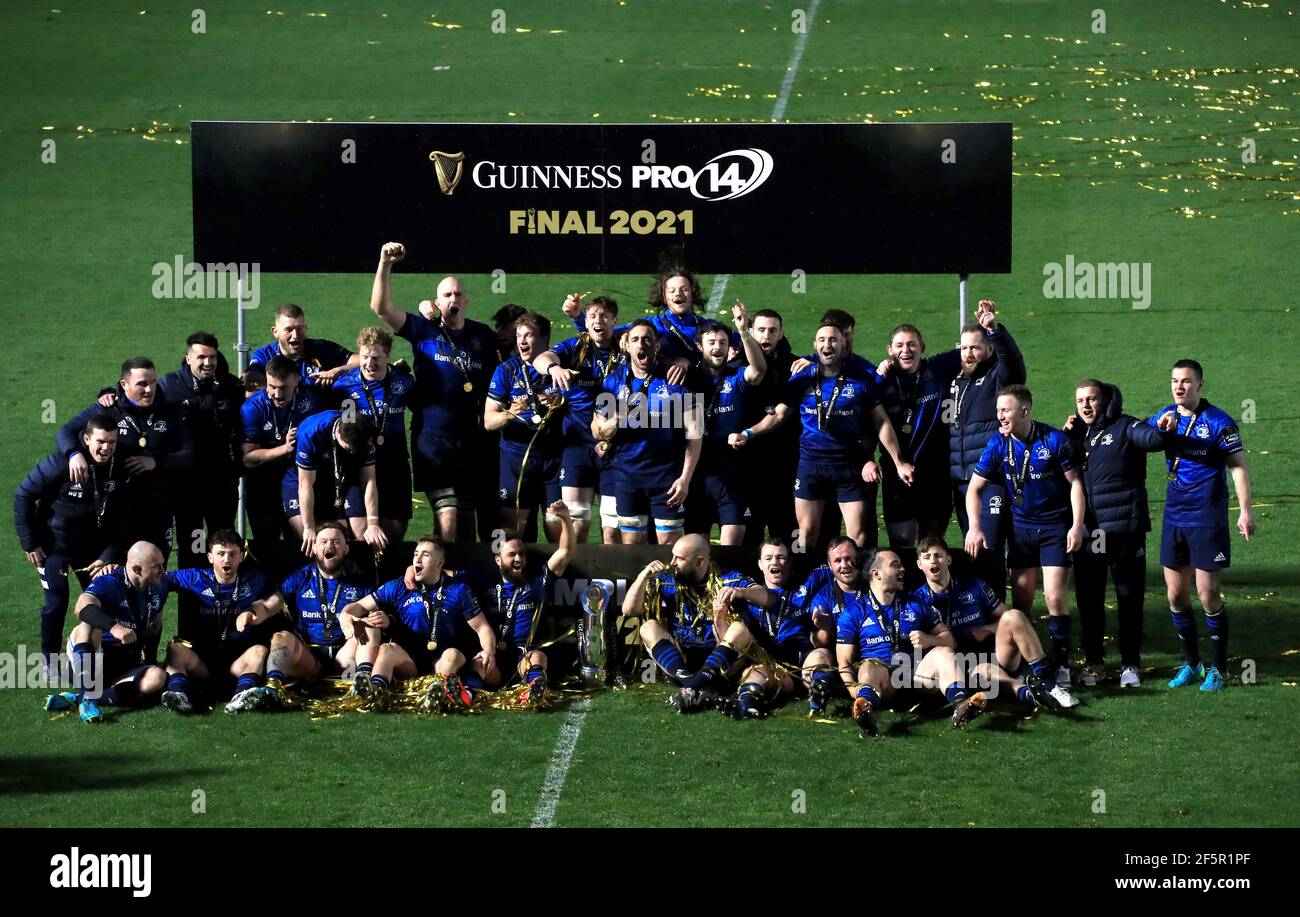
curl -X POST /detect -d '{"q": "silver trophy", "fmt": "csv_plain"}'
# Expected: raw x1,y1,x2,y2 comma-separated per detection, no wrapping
578,581,613,686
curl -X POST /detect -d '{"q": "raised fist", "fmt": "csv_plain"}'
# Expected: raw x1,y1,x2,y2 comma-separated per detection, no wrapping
380,242,406,264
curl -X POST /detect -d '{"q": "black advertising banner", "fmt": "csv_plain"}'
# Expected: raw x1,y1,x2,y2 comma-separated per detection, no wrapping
192,121,1011,274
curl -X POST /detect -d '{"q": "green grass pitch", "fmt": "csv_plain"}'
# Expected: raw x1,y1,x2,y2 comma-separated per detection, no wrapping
0,0,1297,827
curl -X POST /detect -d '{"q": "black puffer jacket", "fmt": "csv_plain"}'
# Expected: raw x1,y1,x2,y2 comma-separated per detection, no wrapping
948,325,1026,483
1067,383,1167,535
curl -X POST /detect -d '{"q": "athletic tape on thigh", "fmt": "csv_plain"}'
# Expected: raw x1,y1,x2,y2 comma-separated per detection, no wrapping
426,488,458,511
654,517,685,533
599,498,619,529
564,500,591,522
619,514,650,533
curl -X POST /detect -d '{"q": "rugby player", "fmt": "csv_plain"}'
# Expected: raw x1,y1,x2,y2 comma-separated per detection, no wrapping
534,295,624,543
158,530,275,715
966,385,1085,686
371,242,499,541
230,523,379,707
1063,380,1168,687
240,356,326,545
44,541,169,723
244,303,358,390
594,320,702,545
913,537,1076,710
332,327,416,542
684,300,767,545
340,535,493,711
16,414,131,671
1150,360,1255,692
294,410,386,554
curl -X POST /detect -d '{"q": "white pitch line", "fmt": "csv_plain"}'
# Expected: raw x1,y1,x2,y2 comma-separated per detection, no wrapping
530,697,592,828
706,273,732,313
771,0,820,122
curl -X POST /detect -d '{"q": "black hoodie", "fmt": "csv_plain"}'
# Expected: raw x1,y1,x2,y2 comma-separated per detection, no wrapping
1066,382,1167,535
158,355,244,477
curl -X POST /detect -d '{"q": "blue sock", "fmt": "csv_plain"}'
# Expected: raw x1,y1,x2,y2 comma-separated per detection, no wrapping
235,673,259,693
1171,608,1200,667
99,685,120,706
370,674,389,689
683,644,739,690
167,673,188,694
855,685,880,707
267,669,284,682
462,670,485,692
1027,655,1057,682
1016,684,1033,703
526,666,545,684
944,682,969,704
1047,616,1071,668
650,640,685,678
811,669,834,689
72,642,94,702
357,662,373,675
1205,605,1229,671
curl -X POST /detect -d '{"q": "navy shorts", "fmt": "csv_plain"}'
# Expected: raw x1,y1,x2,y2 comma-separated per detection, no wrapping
1008,523,1072,570
794,457,866,504
954,480,1010,547
615,466,684,523
882,465,952,526
954,631,997,658
308,642,346,675
412,430,469,494
559,435,600,490
1161,523,1230,570
282,476,365,520
691,469,751,526
376,443,413,521
499,448,562,510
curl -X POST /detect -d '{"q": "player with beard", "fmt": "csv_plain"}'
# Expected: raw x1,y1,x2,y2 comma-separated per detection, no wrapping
731,309,799,546
465,502,574,707
16,414,132,673
158,332,243,571
913,537,1076,710
684,301,767,545
159,530,275,715
341,535,492,711
534,295,625,543
371,242,499,542
245,303,358,390
485,312,565,538
293,410,386,554
967,385,1085,687
593,320,702,545
1063,380,1168,687
58,357,194,557
803,537,867,711
231,523,380,707
873,324,963,579
240,356,326,544
332,328,416,544
948,300,1026,595
836,549,987,735
776,322,913,551
1150,360,1255,693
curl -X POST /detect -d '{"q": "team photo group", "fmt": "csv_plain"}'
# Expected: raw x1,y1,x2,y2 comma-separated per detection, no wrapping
16,239,1255,734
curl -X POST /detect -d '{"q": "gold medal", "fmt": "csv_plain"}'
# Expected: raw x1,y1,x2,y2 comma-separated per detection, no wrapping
426,640,438,652
463,381,473,393
137,436,147,448
376,434,385,446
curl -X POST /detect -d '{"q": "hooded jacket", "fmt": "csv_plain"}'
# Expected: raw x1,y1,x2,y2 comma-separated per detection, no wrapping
1066,382,1167,535
948,325,1026,483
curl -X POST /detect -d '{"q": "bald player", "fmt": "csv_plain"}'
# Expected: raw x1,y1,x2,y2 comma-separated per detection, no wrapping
371,243,498,541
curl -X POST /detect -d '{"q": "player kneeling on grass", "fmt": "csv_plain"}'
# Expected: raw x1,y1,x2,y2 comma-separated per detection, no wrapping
46,541,169,723
836,549,987,735
467,502,575,707
912,537,1076,712
340,535,493,712
226,523,380,710
159,530,274,715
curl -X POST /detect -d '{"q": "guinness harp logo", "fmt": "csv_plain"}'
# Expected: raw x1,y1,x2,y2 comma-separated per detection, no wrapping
429,150,465,195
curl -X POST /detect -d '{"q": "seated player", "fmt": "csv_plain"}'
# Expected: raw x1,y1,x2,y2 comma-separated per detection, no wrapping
966,384,1085,686
912,537,1076,710
340,535,495,712
240,355,326,544
534,295,624,544
158,530,275,715
836,548,987,734
45,541,169,723
485,313,564,538
294,409,387,554
332,327,417,543
622,534,753,712
15,413,132,675
468,501,575,707
594,320,703,545
803,537,871,715
712,538,822,719
685,302,767,545
244,302,358,390
230,523,380,708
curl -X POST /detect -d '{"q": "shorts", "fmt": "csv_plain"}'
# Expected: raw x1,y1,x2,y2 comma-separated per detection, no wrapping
494,646,528,684
64,635,152,688
190,640,260,684
282,476,365,520
412,430,469,494
953,632,997,657
1008,523,1072,570
615,466,685,528
954,480,1010,547
882,466,952,527
376,443,413,521
309,642,346,675
1160,523,1231,571
692,469,751,526
559,439,600,490
499,447,562,510
794,457,866,504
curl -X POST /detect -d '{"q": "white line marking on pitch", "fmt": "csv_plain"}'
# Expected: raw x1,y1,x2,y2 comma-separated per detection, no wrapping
530,697,593,828
771,0,820,122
